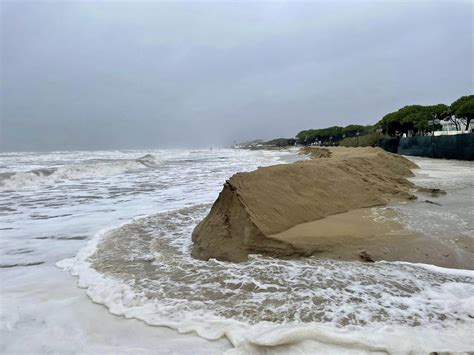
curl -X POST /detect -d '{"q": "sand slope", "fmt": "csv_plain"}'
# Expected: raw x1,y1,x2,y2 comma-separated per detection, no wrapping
192,147,419,262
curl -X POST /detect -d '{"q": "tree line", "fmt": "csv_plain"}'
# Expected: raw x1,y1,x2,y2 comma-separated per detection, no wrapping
295,95,473,145
296,125,373,145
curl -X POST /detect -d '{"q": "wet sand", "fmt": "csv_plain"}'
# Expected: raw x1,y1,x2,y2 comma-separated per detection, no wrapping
270,207,474,269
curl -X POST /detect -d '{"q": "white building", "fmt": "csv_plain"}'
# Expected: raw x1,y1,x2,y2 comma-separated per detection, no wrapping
434,118,472,136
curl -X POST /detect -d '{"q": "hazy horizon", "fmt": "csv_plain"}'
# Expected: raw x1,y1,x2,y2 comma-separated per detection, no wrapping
1,1,472,152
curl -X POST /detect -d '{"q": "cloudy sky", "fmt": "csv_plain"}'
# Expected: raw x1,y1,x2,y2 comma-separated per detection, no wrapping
1,1,472,151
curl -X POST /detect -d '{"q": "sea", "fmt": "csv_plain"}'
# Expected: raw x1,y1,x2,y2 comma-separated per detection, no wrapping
0,148,473,354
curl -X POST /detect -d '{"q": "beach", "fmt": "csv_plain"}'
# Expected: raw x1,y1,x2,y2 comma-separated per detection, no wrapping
271,149,474,269
192,147,473,268
3,1,473,353
1,148,473,354
271,206,473,269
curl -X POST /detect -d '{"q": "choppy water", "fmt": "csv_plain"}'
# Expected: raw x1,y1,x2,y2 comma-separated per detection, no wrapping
0,149,296,268
1,150,473,353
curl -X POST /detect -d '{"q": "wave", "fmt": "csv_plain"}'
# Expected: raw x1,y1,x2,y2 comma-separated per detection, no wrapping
0,154,161,190
57,205,474,353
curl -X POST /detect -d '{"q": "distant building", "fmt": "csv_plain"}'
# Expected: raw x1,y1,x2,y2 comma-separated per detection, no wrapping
434,118,472,136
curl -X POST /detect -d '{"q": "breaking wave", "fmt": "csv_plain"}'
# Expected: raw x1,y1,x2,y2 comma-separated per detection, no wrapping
58,205,474,353
0,154,161,190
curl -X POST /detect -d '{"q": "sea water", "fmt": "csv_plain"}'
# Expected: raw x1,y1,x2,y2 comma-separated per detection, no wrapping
0,150,472,354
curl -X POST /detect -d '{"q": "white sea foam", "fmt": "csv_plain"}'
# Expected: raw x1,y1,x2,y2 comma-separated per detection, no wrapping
0,154,162,190
57,205,474,354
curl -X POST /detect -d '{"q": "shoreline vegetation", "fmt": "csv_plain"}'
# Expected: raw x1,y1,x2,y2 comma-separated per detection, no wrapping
236,94,473,150
192,147,473,269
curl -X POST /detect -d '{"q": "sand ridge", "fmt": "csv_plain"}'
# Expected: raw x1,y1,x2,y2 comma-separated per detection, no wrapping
192,147,426,262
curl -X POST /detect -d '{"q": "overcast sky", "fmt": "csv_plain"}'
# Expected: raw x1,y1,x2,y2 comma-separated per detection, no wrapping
1,1,472,151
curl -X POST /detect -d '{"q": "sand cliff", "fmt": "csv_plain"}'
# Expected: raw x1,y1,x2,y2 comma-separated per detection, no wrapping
192,147,421,262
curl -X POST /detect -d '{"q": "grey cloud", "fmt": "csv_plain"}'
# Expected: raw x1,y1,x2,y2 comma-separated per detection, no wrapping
1,1,472,151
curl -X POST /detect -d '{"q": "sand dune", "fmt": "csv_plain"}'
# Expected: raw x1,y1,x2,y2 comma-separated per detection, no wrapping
192,147,422,262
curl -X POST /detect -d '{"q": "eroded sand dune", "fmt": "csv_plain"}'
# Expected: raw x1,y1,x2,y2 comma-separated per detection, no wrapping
192,147,419,262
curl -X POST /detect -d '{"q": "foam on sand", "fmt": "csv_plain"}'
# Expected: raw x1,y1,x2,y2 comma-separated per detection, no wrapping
57,204,474,354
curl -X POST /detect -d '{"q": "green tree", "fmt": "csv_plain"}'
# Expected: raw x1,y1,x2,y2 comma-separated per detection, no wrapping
377,104,447,135
296,94,472,143
447,95,474,131
296,124,372,145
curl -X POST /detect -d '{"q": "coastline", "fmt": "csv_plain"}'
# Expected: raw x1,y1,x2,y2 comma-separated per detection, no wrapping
192,147,473,269
53,201,474,355
2,148,473,355
54,201,474,355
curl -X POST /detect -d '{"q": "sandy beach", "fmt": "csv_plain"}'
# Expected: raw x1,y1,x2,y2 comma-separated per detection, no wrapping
192,147,473,268
271,206,474,269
